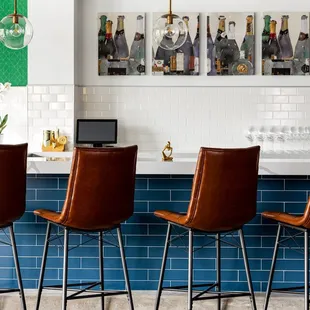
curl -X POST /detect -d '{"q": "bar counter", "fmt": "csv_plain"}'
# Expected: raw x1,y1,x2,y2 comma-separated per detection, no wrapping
27,151,310,175
1,152,308,292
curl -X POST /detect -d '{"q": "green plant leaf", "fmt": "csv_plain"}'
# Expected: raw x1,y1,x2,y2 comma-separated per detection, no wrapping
0,114,8,129
0,125,7,135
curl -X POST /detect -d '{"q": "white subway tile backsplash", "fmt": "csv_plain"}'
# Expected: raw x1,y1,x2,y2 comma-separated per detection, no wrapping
273,112,289,119
289,112,304,119
50,102,65,110
265,88,281,96
265,104,281,111
65,102,74,110
289,96,305,103
28,94,41,102
74,86,310,151
273,96,289,104
41,94,57,102
33,86,48,94
49,86,65,94
32,102,49,110
41,110,57,118
281,104,297,111
21,85,310,152
281,88,297,96
257,112,273,119
49,118,65,127
28,85,74,151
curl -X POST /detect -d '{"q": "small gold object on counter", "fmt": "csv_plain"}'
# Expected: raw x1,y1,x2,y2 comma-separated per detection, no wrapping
162,141,173,162
42,129,67,152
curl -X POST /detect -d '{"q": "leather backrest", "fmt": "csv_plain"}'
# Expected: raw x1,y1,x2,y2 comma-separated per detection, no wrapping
185,146,260,232
59,146,138,230
0,144,28,225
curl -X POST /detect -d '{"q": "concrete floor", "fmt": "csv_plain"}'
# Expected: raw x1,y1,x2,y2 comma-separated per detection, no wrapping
0,291,303,309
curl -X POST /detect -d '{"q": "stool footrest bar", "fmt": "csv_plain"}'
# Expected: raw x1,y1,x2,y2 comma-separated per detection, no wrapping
162,283,215,291
67,291,128,301
43,281,98,289
195,292,251,301
0,289,20,294
272,286,305,293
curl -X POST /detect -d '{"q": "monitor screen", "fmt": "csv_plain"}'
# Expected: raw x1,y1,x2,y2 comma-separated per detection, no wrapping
76,119,118,145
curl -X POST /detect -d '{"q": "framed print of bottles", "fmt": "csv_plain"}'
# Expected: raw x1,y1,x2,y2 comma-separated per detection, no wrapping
152,13,200,76
208,13,255,76
98,13,145,76
262,13,310,76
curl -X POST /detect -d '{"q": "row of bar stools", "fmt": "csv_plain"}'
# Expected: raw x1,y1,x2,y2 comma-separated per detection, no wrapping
3,144,308,310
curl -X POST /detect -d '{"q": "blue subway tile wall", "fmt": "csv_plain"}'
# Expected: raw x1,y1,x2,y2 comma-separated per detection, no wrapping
0,174,309,291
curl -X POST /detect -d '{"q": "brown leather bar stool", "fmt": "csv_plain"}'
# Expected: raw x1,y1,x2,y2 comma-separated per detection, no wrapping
154,146,260,310
33,146,138,310
0,144,28,310
262,200,310,310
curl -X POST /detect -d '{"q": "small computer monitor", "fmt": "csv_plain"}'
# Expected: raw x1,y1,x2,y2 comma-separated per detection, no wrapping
76,119,118,147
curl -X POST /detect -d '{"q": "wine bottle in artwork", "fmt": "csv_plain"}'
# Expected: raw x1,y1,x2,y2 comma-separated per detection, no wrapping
224,21,240,74
114,15,129,59
214,15,228,75
176,16,194,75
104,20,118,60
193,15,200,75
129,15,145,75
240,15,255,66
294,15,310,75
268,20,282,59
207,16,216,76
278,15,293,59
98,15,107,60
262,15,271,60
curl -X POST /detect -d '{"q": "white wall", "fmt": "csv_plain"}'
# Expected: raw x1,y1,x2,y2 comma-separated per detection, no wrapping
28,0,75,85
0,88,28,144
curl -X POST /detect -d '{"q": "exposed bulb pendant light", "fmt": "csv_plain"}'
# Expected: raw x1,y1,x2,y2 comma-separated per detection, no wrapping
0,0,33,50
153,0,188,50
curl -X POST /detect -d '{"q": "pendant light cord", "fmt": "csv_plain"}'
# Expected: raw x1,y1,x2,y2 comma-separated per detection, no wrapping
169,0,172,15
14,0,17,15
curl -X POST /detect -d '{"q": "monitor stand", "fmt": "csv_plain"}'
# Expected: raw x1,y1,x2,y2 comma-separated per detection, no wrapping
92,144,114,148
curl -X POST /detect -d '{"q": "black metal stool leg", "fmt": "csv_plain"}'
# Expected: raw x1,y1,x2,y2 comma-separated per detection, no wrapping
117,227,134,310
305,230,309,310
188,229,193,310
155,223,171,310
239,228,257,310
9,224,27,310
36,222,51,310
264,224,282,310
216,233,221,310
99,231,104,310
62,228,69,310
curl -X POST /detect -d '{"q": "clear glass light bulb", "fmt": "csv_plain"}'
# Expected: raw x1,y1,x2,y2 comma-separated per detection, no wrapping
153,14,188,50
0,14,33,50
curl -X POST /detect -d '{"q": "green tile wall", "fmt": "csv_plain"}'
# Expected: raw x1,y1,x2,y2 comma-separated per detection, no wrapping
0,0,28,86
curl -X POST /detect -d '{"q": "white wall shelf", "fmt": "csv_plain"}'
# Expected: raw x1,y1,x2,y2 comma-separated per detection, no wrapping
77,75,310,87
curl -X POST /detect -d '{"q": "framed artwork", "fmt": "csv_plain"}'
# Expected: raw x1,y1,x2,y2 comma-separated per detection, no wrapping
152,13,200,76
98,13,145,76
207,13,255,76
262,12,310,75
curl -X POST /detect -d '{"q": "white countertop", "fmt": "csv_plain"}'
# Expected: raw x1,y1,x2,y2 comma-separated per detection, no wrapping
26,151,310,175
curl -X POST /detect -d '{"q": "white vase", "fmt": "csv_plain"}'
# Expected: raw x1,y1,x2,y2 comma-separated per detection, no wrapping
0,135,4,144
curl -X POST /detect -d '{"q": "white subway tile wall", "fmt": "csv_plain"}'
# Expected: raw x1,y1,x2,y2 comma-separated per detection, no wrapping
28,85,74,151
23,86,310,152
76,87,310,152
